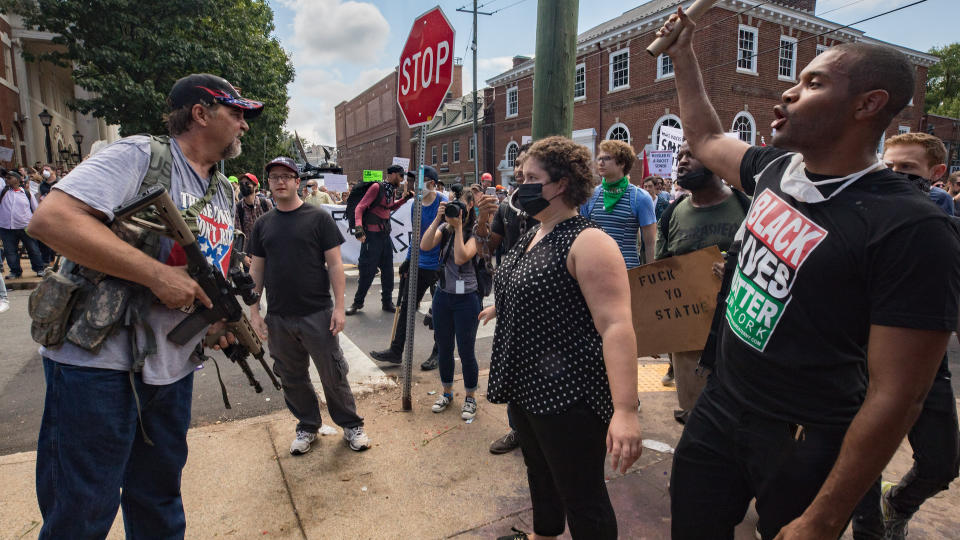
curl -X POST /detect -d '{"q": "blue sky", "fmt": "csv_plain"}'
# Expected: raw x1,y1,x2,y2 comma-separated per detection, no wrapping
268,0,958,145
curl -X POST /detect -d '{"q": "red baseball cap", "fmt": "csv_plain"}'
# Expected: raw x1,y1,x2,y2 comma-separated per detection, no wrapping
241,172,259,188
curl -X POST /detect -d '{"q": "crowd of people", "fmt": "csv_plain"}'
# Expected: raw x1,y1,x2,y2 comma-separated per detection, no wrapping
6,7,960,539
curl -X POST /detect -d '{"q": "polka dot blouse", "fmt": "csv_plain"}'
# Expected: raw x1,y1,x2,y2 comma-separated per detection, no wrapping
487,215,614,423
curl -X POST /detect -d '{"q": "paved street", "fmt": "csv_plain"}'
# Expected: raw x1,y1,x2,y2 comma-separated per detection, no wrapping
0,264,497,455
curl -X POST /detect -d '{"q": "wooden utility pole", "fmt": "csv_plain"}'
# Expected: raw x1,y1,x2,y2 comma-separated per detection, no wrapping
456,1,493,184
531,0,579,140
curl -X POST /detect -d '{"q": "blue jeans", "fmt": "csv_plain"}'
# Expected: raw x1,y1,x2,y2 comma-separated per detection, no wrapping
37,358,194,539
0,227,45,275
432,290,481,391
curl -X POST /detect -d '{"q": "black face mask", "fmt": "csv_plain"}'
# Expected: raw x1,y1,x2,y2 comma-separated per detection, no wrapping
514,182,555,216
904,173,932,193
239,183,254,196
676,167,714,191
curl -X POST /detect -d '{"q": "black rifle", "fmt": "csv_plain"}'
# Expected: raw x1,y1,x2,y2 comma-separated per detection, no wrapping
113,185,281,399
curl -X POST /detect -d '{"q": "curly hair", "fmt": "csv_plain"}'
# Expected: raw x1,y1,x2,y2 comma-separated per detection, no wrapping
598,139,637,176
524,136,596,207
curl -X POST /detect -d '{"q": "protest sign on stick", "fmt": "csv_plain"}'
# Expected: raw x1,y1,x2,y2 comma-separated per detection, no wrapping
629,246,724,356
648,150,674,177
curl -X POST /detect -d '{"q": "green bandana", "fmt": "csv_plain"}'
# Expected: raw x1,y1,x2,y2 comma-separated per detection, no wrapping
601,177,629,212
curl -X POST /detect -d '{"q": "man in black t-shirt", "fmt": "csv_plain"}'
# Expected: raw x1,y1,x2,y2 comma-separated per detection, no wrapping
249,156,371,456
659,10,960,539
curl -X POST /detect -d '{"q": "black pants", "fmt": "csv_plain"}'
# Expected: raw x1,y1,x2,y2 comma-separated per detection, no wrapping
509,401,616,539
389,265,439,354
671,376,848,540
851,355,960,539
353,230,394,307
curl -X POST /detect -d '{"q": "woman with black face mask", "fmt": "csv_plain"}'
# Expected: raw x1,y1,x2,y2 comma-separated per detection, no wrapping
481,136,642,540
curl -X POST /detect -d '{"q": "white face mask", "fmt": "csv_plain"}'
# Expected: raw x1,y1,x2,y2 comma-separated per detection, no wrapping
42,170,51,179
779,153,883,203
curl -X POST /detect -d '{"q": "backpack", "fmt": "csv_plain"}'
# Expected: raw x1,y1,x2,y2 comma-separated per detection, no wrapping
438,228,493,297
344,181,385,230
656,189,752,259
0,186,36,212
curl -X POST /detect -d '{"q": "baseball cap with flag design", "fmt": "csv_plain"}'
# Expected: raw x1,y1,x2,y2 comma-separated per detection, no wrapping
167,74,264,119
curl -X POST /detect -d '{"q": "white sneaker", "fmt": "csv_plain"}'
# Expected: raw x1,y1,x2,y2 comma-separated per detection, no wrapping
461,398,478,420
432,394,452,413
289,430,317,455
0,298,9,313
343,425,371,451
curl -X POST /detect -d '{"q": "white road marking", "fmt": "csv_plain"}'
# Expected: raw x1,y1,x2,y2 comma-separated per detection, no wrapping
309,331,395,403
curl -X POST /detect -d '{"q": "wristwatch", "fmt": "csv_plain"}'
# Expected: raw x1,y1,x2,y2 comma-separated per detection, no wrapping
353,227,365,239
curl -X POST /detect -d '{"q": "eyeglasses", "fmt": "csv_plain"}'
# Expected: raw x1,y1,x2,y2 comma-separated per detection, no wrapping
268,174,297,182
597,156,615,163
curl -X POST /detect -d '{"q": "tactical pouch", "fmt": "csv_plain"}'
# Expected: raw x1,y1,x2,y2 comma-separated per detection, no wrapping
65,279,134,354
28,273,82,348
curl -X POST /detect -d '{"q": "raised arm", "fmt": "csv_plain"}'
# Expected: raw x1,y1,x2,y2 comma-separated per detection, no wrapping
658,7,750,189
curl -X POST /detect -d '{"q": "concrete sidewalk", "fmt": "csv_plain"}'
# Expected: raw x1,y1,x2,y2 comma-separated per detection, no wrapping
2,365,958,539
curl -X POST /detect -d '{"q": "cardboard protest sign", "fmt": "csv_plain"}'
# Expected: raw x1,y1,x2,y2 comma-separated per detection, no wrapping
629,246,724,355
648,150,674,177
392,157,411,172
0,146,13,161
658,125,684,154
323,173,349,192
363,170,383,182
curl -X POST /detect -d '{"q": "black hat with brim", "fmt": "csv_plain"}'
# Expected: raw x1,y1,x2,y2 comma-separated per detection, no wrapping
168,73,264,119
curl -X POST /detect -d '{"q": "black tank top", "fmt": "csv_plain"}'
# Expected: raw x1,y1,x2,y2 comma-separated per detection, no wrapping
487,215,614,423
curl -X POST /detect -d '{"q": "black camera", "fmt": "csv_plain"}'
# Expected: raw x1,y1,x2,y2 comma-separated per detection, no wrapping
444,200,467,220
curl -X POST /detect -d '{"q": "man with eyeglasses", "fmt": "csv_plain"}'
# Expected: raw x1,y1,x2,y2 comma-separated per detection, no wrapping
249,156,371,456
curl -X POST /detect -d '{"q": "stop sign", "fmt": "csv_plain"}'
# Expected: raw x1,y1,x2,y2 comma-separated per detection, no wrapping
397,7,455,128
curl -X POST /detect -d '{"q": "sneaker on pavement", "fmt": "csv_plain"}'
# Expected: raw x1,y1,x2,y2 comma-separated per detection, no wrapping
432,393,452,413
420,351,438,371
370,349,402,364
661,366,675,387
289,430,317,455
489,430,520,454
496,527,529,540
461,397,478,420
881,480,911,540
345,304,363,316
0,298,9,313
343,425,371,451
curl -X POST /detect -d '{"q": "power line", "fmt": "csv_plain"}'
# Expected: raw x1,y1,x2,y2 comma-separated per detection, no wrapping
490,0,532,15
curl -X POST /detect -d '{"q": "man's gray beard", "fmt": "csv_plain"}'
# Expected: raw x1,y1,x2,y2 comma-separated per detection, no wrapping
222,138,242,160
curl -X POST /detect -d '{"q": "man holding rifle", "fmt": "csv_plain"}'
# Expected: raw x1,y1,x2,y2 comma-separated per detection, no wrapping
657,8,960,539
27,73,261,538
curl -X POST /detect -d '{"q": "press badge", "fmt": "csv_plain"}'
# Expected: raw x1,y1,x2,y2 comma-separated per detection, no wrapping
455,280,465,294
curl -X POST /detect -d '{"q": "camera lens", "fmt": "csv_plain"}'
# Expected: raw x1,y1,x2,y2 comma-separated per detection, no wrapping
444,203,462,219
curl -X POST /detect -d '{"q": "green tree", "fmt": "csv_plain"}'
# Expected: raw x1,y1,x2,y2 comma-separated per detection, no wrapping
926,43,960,118
0,0,295,176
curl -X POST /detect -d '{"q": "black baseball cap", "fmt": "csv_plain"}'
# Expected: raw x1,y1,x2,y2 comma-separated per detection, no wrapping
167,74,264,119
265,156,299,176
422,166,439,181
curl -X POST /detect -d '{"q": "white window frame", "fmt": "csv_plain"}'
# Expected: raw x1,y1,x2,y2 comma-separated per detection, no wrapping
574,63,586,102
651,114,683,149
469,135,476,161
506,141,520,168
506,85,519,118
609,49,630,92
605,122,631,143
431,146,437,164
732,111,757,146
815,44,828,57
657,54,674,81
737,25,759,75
441,143,448,163
898,125,911,135
778,36,798,82
453,140,460,163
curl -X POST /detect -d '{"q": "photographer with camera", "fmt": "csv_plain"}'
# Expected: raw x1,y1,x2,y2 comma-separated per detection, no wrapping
248,156,370,456
420,185,483,420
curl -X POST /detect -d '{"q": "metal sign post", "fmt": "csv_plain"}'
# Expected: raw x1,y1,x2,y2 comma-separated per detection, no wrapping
402,127,427,410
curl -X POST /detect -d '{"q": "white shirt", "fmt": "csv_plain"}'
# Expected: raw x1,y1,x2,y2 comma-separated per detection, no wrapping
0,186,34,229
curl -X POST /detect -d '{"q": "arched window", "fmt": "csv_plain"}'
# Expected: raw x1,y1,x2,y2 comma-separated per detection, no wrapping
732,111,756,146
651,114,682,151
605,123,630,142
506,141,519,168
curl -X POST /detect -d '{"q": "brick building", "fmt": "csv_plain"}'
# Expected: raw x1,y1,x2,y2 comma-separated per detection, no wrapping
335,61,463,185
483,0,938,185
920,113,960,174
408,91,484,186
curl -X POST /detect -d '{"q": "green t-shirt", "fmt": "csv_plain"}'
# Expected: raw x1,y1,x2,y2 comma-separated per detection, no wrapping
655,194,748,260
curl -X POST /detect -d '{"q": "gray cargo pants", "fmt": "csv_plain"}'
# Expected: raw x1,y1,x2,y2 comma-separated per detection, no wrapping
265,308,364,434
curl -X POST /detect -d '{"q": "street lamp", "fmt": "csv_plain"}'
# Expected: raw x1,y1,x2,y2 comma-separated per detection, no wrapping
72,130,83,160
38,109,53,164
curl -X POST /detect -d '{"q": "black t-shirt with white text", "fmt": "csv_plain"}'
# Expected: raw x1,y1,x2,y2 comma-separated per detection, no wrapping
717,146,960,426
248,203,345,317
